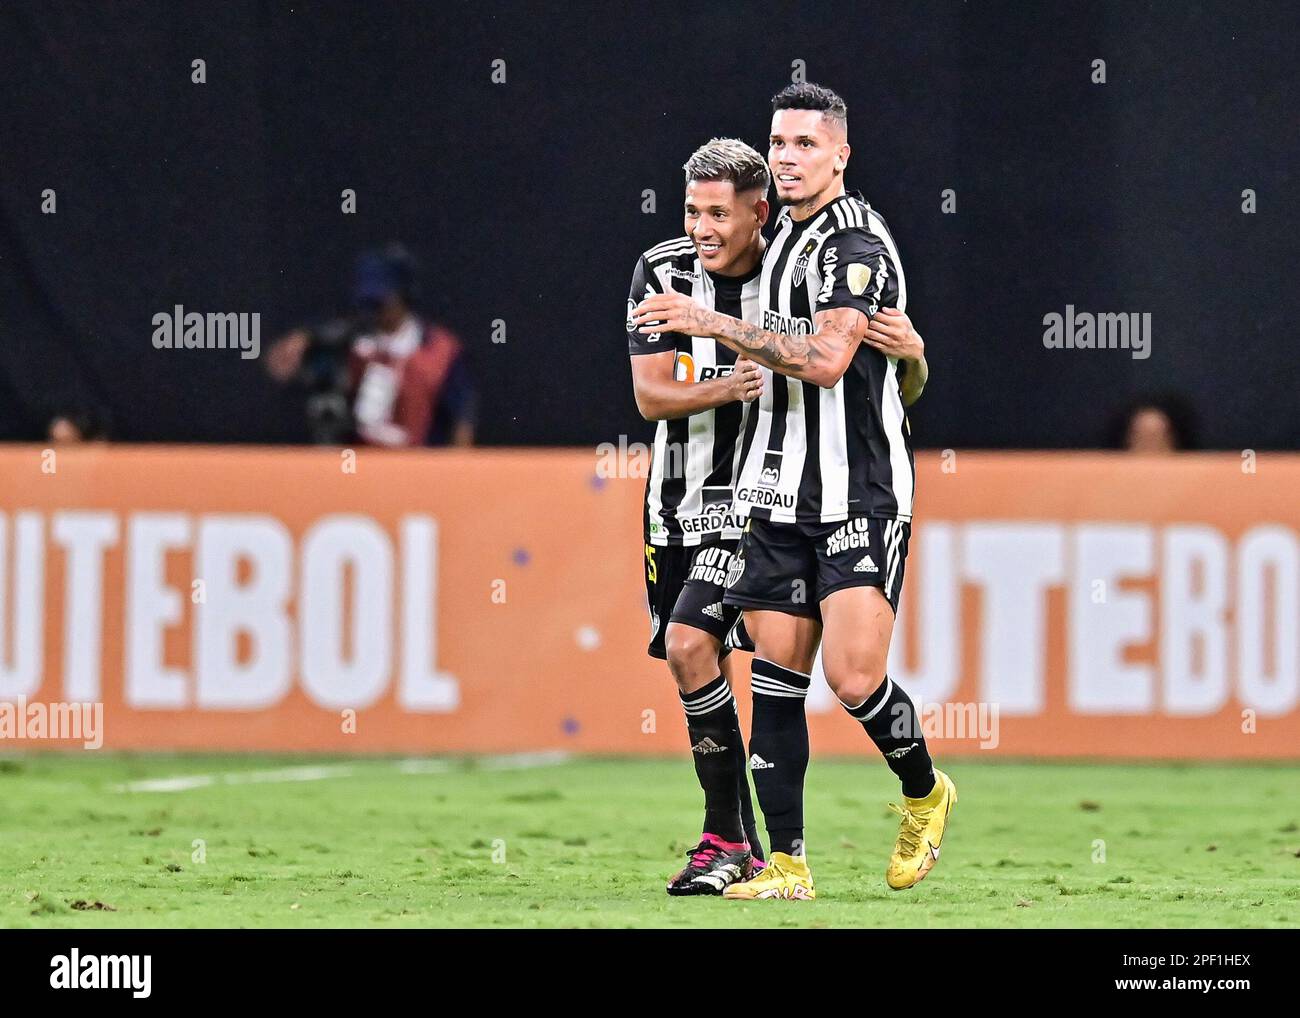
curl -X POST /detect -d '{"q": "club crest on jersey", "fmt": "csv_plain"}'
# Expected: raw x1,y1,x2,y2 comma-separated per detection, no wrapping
791,239,817,287
725,552,745,589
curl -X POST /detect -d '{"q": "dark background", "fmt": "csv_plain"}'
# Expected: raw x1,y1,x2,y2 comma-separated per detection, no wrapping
1,0,1295,449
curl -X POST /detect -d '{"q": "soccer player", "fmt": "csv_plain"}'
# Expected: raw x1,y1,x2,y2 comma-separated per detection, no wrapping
633,83,953,900
626,138,771,895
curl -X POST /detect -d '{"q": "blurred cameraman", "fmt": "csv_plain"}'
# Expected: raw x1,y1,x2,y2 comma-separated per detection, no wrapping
265,244,477,447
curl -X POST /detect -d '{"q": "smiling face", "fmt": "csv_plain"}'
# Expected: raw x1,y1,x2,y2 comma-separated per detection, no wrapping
768,108,850,217
683,178,768,277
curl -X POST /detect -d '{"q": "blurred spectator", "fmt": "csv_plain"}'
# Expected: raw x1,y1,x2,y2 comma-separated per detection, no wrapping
266,244,477,447
1110,393,1198,453
46,402,111,443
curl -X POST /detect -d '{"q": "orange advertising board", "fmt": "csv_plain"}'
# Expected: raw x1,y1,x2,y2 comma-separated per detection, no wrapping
0,446,1296,758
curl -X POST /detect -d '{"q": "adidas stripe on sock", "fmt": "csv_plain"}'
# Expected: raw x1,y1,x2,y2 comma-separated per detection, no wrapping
680,675,745,844
749,658,811,857
842,674,936,799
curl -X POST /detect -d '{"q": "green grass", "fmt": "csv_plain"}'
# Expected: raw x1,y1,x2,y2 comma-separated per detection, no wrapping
1,754,1297,928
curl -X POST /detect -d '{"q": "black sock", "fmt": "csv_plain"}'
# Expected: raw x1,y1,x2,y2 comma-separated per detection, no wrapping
734,729,765,861
843,674,936,799
680,676,745,843
749,658,810,857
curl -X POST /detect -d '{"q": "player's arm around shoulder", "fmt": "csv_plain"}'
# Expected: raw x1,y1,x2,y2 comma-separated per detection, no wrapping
632,282,866,390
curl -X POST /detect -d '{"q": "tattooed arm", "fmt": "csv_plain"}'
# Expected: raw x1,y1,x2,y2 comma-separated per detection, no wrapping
632,291,866,388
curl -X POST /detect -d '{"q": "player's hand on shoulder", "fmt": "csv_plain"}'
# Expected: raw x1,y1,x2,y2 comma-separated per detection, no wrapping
727,357,763,404
864,307,924,362
632,291,709,336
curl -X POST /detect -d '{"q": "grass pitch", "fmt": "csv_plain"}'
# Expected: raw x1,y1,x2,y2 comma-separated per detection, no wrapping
1,753,1296,928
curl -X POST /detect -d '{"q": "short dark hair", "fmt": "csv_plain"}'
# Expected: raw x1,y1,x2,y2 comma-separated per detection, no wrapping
771,82,848,131
683,137,771,194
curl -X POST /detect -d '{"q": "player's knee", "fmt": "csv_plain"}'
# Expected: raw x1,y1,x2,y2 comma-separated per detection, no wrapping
825,668,887,709
755,646,816,676
664,624,720,689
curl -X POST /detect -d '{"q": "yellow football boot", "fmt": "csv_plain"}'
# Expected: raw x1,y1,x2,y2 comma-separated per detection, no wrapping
722,851,816,900
885,768,957,890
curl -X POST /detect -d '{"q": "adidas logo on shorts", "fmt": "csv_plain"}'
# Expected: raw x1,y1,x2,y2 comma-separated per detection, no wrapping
702,602,725,621
853,555,878,573
748,754,774,770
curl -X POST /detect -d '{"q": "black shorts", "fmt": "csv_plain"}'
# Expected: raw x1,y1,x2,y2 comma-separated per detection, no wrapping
644,537,753,659
722,515,910,620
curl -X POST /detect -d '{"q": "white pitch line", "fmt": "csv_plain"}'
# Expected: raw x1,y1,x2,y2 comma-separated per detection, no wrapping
111,751,572,793
477,750,572,770
112,764,354,794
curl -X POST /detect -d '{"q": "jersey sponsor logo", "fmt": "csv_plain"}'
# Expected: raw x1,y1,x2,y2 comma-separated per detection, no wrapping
674,354,736,384
736,486,796,508
847,262,872,296
759,450,783,487
818,246,838,304
687,545,736,586
679,510,745,536
666,266,700,282
826,518,872,556
762,308,814,335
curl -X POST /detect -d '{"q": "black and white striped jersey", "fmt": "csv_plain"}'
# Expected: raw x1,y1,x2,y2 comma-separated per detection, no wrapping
626,237,762,546
733,191,915,524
